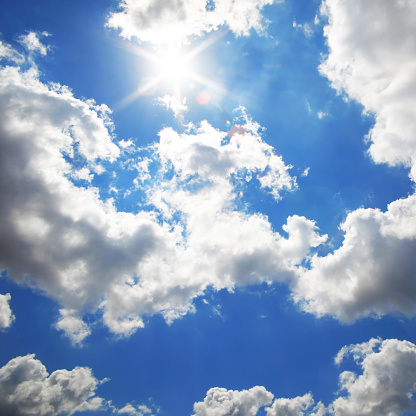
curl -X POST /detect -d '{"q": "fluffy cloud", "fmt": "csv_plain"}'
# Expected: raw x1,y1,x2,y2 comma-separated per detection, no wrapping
266,394,323,416
18,32,50,56
293,195,416,322
193,386,273,416
194,338,416,416
156,95,188,119
0,40,24,63
0,293,14,329
0,56,161,341
330,338,416,415
319,0,416,181
0,354,104,415
101,113,324,334
0,43,327,341
117,403,154,415
106,0,278,46
289,0,416,322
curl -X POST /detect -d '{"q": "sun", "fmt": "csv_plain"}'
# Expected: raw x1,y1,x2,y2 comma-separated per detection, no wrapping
114,31,228,110
155,48,194,95
158,49,191,81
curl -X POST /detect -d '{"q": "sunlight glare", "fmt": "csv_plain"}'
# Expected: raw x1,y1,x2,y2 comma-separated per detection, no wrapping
159,49,190,82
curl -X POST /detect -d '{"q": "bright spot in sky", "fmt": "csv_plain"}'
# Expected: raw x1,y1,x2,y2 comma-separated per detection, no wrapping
196,90,210,105
158,49,192,84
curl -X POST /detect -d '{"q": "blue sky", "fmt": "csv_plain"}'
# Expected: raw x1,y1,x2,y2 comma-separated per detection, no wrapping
1,0,416,415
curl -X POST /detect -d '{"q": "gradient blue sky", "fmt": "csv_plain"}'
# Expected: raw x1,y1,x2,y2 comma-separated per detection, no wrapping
1,1,416,415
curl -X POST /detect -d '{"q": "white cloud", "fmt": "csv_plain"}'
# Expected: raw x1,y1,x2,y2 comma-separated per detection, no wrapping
194,338,416,416
266,393,325,416
157,95,188,119
330,338,416,415
193,386,274,416
292,21,314,38
55,309,92,346
118,403,154,415
0,40,24,63
293,194,416,322
0,354,104,415
289,0,416,323
106,0,279,46
0,46,329,340
119,404,138,414
18,31,50,56
319,0,416,181
0,293,14,329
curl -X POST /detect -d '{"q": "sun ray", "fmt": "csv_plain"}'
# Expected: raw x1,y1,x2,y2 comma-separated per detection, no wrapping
113,74,165,112
113,30,229,109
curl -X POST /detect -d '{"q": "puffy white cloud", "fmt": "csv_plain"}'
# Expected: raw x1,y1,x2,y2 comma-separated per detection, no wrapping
118,404,139,414
0,55,163,341
106,0,279,46
0,354,104,415
330,338,416,415
290,0,416,323
118,403,153,415
0,293,14,329
18,31,50,56
0,40,24,63
157,95,188,119
194,338,416,416
293,194,416,322
292,21,314,39
101,117,323,334
55,309,92,345
266,393,325,416
193,386,274,416
0,44,328,340
319,0,416,180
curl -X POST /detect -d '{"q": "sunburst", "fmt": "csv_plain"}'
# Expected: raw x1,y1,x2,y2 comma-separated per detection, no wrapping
114,31,227,110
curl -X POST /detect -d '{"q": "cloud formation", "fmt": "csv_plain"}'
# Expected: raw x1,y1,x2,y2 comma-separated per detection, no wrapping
194,338,416,416
18,31,50,56
0,293,14,329
0,40,24,64
0,354,104,415
193,386,273,416
330,338,416,415
0,43,326,342
107,0,278,46
293,195,416,322
291,0,416,322
319,0,416,181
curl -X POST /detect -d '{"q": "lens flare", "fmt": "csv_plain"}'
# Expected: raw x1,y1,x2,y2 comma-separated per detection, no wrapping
196,91,211,105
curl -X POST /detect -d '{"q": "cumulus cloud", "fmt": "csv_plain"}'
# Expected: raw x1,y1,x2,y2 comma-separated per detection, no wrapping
0,354,104,415
0,40,24,63
194,338,416,416
266,393,324,416
101,114,324,335
193,386,274,416
319,0,416,180
330,338,416,415
18,31,50,56
292,21,314,38
0,293,14,329
117,403,154,415
156,94,188,119
55,309,92,345
0,43,328,341
293,195,416,322
288,0,416,323
106,0,279,46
